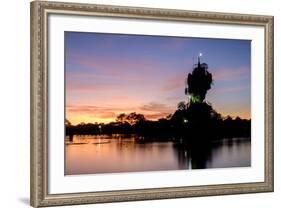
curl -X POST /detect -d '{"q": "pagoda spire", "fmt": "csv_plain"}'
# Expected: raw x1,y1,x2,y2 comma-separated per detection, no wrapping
186,53,212,104
198,53,202,67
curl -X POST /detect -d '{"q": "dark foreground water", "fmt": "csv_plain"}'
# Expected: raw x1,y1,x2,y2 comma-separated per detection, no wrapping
65,134,251,175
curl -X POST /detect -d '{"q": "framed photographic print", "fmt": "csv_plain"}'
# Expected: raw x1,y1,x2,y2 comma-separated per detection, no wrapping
30,1,274,207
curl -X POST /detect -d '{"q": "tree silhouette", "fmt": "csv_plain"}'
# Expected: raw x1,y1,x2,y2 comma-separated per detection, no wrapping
177,101,187,111
116,112,145,125
116,113,127,123
65,119,72,127
126,112,145,125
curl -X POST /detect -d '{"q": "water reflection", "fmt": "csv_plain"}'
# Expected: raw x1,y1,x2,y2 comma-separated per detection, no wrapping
65,135,251,175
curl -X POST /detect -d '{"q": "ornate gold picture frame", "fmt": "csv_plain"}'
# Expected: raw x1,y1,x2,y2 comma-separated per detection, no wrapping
30,1,273,207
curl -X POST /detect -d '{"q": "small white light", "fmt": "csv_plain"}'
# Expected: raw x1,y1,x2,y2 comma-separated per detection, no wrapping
199,52,203,57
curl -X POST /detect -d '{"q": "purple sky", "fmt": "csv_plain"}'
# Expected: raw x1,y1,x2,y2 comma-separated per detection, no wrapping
65,32,251,124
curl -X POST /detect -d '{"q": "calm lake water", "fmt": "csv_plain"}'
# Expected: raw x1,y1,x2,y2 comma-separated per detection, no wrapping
65,134,251,175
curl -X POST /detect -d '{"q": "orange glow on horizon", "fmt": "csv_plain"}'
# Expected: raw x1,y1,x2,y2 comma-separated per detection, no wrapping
66,112,169,125
66,108,250,126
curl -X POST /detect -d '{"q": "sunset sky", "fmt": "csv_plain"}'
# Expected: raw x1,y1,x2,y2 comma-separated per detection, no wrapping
65,32,251,125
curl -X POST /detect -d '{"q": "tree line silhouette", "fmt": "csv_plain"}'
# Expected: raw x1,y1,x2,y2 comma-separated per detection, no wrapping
66,105,250,141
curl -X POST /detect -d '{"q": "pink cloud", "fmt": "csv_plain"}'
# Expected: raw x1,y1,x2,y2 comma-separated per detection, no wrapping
69,53,167,77
67,105,137,114
215,85,250,94
66,82,122,93
166,96,184,101
161,73,186,92
145,113,172,120
213,66,250,81
66,102,175,123
139,102,173,112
